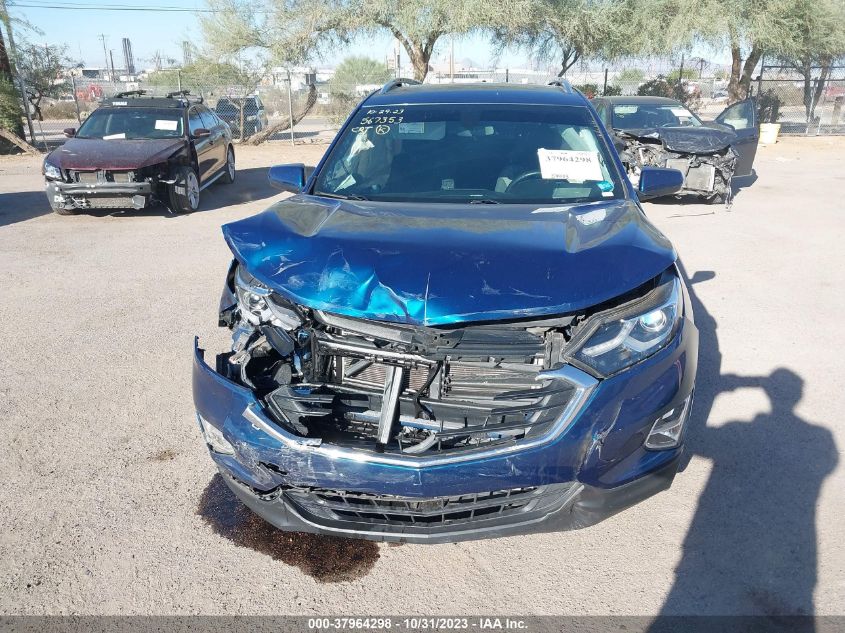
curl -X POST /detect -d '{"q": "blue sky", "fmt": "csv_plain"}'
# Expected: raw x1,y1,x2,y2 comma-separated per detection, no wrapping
9,1,528,71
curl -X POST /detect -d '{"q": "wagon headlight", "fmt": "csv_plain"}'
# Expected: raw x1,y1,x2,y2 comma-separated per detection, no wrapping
43,159,62,180
568,273,682,376
233,265,301,329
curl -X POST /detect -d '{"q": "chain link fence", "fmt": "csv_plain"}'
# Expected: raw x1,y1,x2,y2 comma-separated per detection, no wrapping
751,65,845,134
15,69,338,150
11,61,845,151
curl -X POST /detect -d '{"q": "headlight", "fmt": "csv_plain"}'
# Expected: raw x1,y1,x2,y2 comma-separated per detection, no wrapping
43,160,62,180
567,273,682,376
233,265,301,329
197,414,234,455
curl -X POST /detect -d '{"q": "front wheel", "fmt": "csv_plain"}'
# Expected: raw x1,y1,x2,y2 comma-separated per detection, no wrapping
219,147,235,184
168,166,200,213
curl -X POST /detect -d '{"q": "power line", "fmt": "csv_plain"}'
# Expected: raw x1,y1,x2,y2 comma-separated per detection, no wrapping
8,2,218,11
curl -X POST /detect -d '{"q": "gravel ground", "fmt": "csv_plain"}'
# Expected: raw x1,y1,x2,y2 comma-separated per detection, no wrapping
0,136,843,616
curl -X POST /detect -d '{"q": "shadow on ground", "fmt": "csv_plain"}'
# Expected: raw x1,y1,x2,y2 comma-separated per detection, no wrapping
0,191,53,227
653,265,838,620
197,474,380,583
0,166,280,226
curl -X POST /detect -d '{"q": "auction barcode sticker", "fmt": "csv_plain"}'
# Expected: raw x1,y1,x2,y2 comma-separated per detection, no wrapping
537,149,604,181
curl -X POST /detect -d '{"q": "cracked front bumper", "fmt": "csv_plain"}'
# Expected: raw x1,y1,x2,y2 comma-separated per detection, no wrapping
192,315,697,543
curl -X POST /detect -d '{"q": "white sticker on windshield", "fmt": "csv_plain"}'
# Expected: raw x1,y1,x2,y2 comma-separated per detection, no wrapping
103,133,126,140
671,107,693,117
155,119,178,131
537,149,604,182
398,122,424,134
614,105,638,115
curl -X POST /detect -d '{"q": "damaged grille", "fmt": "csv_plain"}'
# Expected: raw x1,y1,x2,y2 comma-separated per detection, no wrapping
225,305,577,457
285,483,578,532
70,170,136,184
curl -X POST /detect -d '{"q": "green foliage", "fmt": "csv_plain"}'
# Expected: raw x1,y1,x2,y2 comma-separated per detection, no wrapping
616,68,644,84
493,0,648,76
0,74,21,131
758,89,782,123
573,83,599,98
330,56,391,95
326,56,391,123
144,59,263,95
636,75,674,98
16,42,69,120
603,84,623,96
667,67,698,83
201,0,497,80
636,73,699,108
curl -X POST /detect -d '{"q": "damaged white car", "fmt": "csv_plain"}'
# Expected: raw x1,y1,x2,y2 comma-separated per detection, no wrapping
592,96,759,205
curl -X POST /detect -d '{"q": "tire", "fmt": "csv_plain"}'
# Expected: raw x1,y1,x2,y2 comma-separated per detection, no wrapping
219,146,235,185
168,165,200,213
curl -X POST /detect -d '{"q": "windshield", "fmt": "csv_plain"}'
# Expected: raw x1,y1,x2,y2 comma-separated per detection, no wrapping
76,107,184,140
611,103,702,130
313,104,625,204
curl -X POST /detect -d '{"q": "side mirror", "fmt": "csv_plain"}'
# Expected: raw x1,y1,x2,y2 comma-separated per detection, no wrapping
268,164,306,193
637,166,684,200
63,127,76,138
193,128,211,138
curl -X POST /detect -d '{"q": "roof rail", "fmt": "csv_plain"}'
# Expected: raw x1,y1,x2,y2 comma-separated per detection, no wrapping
379,78,421,94
547,79,574,93
114,89,147,98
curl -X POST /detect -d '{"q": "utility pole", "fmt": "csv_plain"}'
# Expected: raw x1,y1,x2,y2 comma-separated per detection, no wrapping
109,49,116,83
450,36,454,83
99,34,110,80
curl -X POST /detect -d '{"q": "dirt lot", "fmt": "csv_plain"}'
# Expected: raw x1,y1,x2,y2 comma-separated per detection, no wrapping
0,136,843,616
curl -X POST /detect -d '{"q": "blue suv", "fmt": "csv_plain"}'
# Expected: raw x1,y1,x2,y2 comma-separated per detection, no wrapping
193,80,697,543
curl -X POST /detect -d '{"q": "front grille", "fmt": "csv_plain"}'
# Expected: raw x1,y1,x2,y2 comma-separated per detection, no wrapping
73,196,132,208
70,170,135,183
285,483,578,533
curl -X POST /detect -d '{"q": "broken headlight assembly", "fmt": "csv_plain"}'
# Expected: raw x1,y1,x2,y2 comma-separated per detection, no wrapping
233,265,301,329
43,159,62,181
566,272,682,377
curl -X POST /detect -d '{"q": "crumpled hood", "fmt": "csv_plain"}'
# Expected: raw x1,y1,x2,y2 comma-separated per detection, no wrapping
49,137,186,170
622,125,737,154
222,196,676,326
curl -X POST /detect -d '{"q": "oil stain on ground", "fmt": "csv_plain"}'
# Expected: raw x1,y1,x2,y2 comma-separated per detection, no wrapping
197,474,380,582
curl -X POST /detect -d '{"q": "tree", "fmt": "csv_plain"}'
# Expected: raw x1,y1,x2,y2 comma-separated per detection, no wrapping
775,0,845,122
200,0,501,81
662,0,794,103
329,56,391,104
0,0,24,144
16,42,68,121
493,0,645,77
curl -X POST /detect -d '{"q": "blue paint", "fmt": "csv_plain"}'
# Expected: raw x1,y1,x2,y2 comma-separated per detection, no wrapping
222,197,675,326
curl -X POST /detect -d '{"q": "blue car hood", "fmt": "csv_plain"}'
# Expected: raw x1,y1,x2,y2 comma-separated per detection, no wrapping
222,196,676,326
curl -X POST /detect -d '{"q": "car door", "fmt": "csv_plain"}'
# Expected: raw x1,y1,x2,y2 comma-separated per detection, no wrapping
188,106,215,183
715,98,759,177
199,106,226,174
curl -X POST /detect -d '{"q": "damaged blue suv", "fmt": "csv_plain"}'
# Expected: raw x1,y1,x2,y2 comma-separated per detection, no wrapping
193,80,697,543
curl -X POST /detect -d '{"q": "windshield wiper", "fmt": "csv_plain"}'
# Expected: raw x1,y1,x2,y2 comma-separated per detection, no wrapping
316,192,369,201
468,199,501,204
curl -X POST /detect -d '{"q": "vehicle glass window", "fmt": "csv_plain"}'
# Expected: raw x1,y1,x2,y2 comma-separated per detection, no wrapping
718,100,753,130
611,103,702,129
188,107,205,135
253,97,263,109
313,104,624,205
75,107,184,139
594,101,610,127
199,108,217,129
